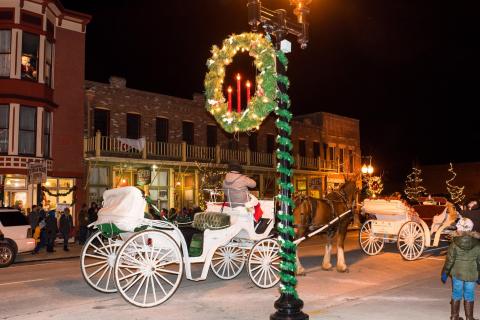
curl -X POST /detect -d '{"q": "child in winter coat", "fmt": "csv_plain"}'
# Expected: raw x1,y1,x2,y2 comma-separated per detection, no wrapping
442,217,480,320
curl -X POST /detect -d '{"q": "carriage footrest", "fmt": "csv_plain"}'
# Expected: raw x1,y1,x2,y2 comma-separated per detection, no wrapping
189,233,203,257
97,223,125,237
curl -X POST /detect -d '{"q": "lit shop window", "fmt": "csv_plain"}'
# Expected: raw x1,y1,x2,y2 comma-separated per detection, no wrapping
0,104,8,153
43,178,75,209
0,30,11,77
21,32,40,81
149,170,169,210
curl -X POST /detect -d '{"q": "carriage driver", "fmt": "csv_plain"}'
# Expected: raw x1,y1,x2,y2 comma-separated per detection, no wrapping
223,160,256,208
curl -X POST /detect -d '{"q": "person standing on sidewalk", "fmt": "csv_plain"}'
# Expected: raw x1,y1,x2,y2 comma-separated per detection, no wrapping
442,217,480,320
59,208,73,252
87,202,98,238
45,210,58,253
78,204,89,244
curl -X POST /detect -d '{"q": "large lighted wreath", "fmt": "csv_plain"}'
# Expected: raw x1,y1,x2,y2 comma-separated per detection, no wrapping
204,33,277,133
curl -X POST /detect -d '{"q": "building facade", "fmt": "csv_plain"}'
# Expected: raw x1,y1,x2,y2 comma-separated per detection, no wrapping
84,77,362,210
0,0,90,215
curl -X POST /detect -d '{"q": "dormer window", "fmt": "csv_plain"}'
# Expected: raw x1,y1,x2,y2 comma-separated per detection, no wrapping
21,32,39,81
0,30,10,77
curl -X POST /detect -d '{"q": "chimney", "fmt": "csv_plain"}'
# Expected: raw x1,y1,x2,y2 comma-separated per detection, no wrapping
109,76,126,89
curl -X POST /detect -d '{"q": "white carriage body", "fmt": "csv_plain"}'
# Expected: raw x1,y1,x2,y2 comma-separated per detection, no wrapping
362,199,412,236
360,197,455,261
95,186,146,232
81,187,280,307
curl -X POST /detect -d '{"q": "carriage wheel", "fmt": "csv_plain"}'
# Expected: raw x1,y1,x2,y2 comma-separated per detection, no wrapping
397,221,425,261
359,220,384,256
211,241,245,280
114,230,183,308
80,230,122,293
247,239,280,289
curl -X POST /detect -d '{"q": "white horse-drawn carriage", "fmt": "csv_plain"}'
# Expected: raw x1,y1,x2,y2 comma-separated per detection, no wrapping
359,197,458,260
80,186,279,307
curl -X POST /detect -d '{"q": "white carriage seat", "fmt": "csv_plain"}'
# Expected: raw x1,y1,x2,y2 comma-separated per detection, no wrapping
95,186,146,232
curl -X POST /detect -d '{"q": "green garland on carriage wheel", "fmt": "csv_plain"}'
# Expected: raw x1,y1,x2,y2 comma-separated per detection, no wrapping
204,33,277,133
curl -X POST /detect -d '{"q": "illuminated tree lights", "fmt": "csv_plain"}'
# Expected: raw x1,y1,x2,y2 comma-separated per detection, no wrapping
404,167,427,202
446,162,465,204
204,32,278,133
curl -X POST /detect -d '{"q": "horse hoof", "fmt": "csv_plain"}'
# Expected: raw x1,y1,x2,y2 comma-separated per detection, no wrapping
336,267,349,273
296,270,307,276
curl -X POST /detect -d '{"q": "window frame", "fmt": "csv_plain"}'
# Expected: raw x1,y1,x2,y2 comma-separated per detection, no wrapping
93,108,110,137
0,104,9,154
18,106,36,156
21,31,40,82
182,121,194,145
248,132,258,152
298,139,306,157
44,40,53,87
43,111,51,158
206,125,217,148
266,134,275,154
155,117,169,143
126,113,141,139
313,141,320,158
0,29,11,78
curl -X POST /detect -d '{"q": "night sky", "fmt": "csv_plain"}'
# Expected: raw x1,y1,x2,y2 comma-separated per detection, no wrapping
63,0,479,191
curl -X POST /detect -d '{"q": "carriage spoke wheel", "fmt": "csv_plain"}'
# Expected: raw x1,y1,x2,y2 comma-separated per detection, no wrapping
397,221,425,261
247,239,280,289
114,230,183,308
211,241,245,280
80,230,121,293
359,220,384,256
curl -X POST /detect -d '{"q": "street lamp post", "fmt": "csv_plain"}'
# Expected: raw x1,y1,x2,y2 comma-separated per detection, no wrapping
247,1,310,319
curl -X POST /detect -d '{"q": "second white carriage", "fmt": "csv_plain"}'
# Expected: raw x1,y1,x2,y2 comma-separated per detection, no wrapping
359,197,457,260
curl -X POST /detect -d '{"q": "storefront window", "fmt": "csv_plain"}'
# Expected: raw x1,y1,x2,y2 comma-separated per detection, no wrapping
3,175,27,209
44,40,53,87
88,167,109,205
0,104,8,153
174,172,196,209
42,178,75,212
21,32,39,81
150,169,169,210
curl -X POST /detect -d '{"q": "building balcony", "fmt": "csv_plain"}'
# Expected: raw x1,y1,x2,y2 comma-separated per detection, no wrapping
84,134,345,173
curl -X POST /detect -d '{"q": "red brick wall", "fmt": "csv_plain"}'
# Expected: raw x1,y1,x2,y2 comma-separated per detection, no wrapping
53,28,86,211
85,80,361,161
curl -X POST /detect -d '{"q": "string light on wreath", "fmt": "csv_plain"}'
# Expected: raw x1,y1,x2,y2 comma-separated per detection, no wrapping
367,176,383,198
204,33,277,133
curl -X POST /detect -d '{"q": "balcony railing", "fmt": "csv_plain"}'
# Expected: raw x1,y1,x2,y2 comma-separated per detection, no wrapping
84,133,347,173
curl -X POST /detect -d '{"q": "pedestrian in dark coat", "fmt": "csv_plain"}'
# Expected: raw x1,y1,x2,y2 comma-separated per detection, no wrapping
45,210,58,252
442,218,480,320
87,202,98,238
78,204,89,244
59,208,73,251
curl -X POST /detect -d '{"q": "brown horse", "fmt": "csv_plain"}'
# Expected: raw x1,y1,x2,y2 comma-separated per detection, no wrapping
293,180,357,274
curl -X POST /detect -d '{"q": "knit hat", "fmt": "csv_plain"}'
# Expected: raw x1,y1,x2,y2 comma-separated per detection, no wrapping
227,159,244,173
456,217,474,232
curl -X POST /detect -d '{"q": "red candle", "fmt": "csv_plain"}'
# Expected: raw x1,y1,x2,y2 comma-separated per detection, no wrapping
236,73,241,113
246,80,251,105
227,86,232,112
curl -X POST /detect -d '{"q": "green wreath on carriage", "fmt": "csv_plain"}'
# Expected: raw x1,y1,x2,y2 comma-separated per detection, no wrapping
204,32,277,133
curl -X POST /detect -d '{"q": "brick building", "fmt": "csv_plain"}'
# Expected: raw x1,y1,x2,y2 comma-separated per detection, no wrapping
84,77,361,210
0,0,90,215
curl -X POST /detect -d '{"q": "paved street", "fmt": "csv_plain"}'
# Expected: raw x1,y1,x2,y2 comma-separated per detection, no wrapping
0,231,471,320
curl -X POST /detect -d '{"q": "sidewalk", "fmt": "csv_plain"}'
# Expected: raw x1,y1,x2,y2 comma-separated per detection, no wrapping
15,243,82,263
